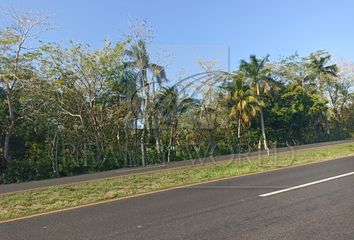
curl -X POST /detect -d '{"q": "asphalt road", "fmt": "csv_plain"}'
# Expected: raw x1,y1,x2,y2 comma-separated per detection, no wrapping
1,155,353,240
0,139,353,194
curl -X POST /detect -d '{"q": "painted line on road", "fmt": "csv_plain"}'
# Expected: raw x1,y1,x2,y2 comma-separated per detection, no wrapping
1,155,353,224
259,172,354,197
187,185,287,189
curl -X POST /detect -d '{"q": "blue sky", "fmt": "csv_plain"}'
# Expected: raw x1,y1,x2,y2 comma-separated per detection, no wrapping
1,0,354,78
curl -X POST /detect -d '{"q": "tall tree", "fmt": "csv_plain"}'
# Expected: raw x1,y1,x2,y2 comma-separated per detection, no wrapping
239,55,273,155
156,86,197,162
0,10,50,170
226,74,262,139
125,39,167,165
40,40,127,166
304,51,338,92
324,60,353,134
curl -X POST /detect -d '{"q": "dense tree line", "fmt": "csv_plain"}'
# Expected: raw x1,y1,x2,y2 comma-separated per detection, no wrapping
0,12,353,183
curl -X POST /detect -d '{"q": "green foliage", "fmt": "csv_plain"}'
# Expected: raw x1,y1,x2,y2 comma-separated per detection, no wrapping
0,16,353,183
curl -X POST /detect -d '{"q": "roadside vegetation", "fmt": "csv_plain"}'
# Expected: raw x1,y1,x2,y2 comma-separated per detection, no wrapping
0,10,353,184
0,142,353,221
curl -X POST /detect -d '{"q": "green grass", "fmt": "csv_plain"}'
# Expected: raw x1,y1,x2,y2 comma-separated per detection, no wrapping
0,142,353,221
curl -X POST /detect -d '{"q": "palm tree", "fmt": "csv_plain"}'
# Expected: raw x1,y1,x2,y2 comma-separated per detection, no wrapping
305,51,338,91
156,86,197,162
125,40,167,165
304,51,338,137
239,55,273,155
227,74,262,139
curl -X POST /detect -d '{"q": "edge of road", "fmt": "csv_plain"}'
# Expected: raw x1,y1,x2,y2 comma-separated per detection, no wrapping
0,152,353,224
0,139,353,196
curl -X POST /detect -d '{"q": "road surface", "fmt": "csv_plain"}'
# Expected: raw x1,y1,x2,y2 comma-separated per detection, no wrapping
1,155,353,239
0,139,352,194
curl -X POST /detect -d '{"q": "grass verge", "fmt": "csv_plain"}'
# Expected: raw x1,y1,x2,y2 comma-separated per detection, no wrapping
0,142,353,222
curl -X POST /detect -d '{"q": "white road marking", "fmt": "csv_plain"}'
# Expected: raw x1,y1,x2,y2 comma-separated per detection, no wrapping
259,172,354,197
188,185,286,189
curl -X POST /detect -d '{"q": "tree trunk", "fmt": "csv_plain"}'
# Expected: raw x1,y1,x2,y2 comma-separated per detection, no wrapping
140,73,150,166
259,109,269,156
148,116,154,143
151,77,162,161
134,117,138,163
237,118,241,139
3,40,24,169
90,113,103,164
3,131,12,167
3,92,15,165
140,126,146,166
124,128,129,166
167,126,174,163
53,129,59,178
94,132,103,164
154,114,163,162
258,139,261,150
143,72,154,144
